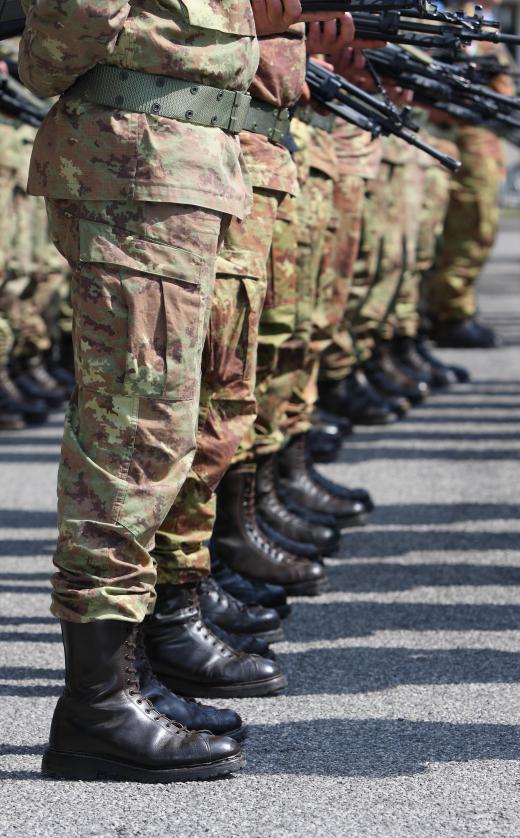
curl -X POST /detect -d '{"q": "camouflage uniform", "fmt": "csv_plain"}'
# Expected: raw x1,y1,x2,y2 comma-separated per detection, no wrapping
320,125,382,381
425,124,503,322
426,45,513,323
387,138,428,339
0,38,69,369
352,136,414,361
281,117,338,438
19,0,259,622
411,125,459,330
153,29,305,584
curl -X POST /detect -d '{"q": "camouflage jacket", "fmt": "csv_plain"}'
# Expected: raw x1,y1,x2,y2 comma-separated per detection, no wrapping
240,26,305,197
18,0,259,216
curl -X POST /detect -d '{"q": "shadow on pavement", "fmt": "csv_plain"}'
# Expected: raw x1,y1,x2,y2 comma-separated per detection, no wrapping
278,646,520,696
0,454,59,464
369,502,520,526
0,510,57,528
247,719,520,778
0,436,62,447
0,539,54,558
285,601,520,642
330,562,520,592
337,529,519,558
338,448,520,463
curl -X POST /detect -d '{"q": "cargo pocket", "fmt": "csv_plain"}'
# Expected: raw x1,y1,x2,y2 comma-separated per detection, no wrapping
78,219,203,401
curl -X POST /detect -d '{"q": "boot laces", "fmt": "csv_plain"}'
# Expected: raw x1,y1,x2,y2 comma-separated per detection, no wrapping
242,477,290,563
125,632,188,732
185,588,239,656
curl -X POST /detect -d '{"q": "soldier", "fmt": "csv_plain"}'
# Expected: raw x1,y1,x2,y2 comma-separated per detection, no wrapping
426,11,515,348
150,21,360,624
0,95,49,428
19,0,335,783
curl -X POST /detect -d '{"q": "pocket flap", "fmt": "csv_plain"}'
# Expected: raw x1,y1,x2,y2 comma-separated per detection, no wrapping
79,219,202,285
180,0,256,36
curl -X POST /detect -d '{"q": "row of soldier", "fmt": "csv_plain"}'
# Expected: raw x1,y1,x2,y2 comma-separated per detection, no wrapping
3,0,513,782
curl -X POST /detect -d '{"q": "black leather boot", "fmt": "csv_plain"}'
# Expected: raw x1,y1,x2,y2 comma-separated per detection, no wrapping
136,633,247,740
391,335,435,388
415,334,470,384
144,583,288,698
307,421,342,463
211,553,291,618
432,318,498,349
304,436,374,512
319,409,353,438
258,517,324,561
198,576,284,642
0,368,48,426
364,343,429,404
0,397,25,430
277,434,367,528
12,356,67,409
212,464,327,596
42,620,243,782
255,454,339,552
207,620,275,659
320,372,400,426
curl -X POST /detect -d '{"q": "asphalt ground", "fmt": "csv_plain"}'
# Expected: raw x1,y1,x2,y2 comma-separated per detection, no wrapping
0,216,519,837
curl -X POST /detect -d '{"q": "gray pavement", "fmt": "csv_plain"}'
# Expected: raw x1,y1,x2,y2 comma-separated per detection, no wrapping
0,217,519,837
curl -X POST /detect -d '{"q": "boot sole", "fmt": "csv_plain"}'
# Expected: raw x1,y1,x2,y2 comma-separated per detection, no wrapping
337,512,368,530
282,577,328,597
161,672,289,699
42,748,245,783
349,414,399,426
228,725,248,742
250,626,285,643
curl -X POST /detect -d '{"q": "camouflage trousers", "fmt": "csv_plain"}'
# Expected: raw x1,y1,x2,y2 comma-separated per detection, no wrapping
388,149,427,339
151,188,280,583
320,172,366,381
353,160,411,360
234,191,299,461
284,169,337,438
0,314,14,371
414,138,458,328
426,127,503,322
47,198,225,622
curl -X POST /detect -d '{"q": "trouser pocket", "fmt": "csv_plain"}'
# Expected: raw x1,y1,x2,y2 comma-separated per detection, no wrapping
76,218,204,400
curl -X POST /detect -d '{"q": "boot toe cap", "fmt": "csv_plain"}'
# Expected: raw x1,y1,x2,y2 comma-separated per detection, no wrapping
205,733,243,763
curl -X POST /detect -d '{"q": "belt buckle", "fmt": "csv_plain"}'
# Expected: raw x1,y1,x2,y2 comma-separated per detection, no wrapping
269,107,291,144
229,91,251,134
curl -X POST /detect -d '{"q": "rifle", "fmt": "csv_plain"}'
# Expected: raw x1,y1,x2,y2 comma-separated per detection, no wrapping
303,0,520,48
305,58,461,169
363,45,520,133
351,7,520,53
450,52,520,86
0,70,49,126
0,0,25,38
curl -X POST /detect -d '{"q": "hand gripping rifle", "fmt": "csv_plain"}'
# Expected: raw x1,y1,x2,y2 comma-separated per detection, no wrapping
305,58,461,169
